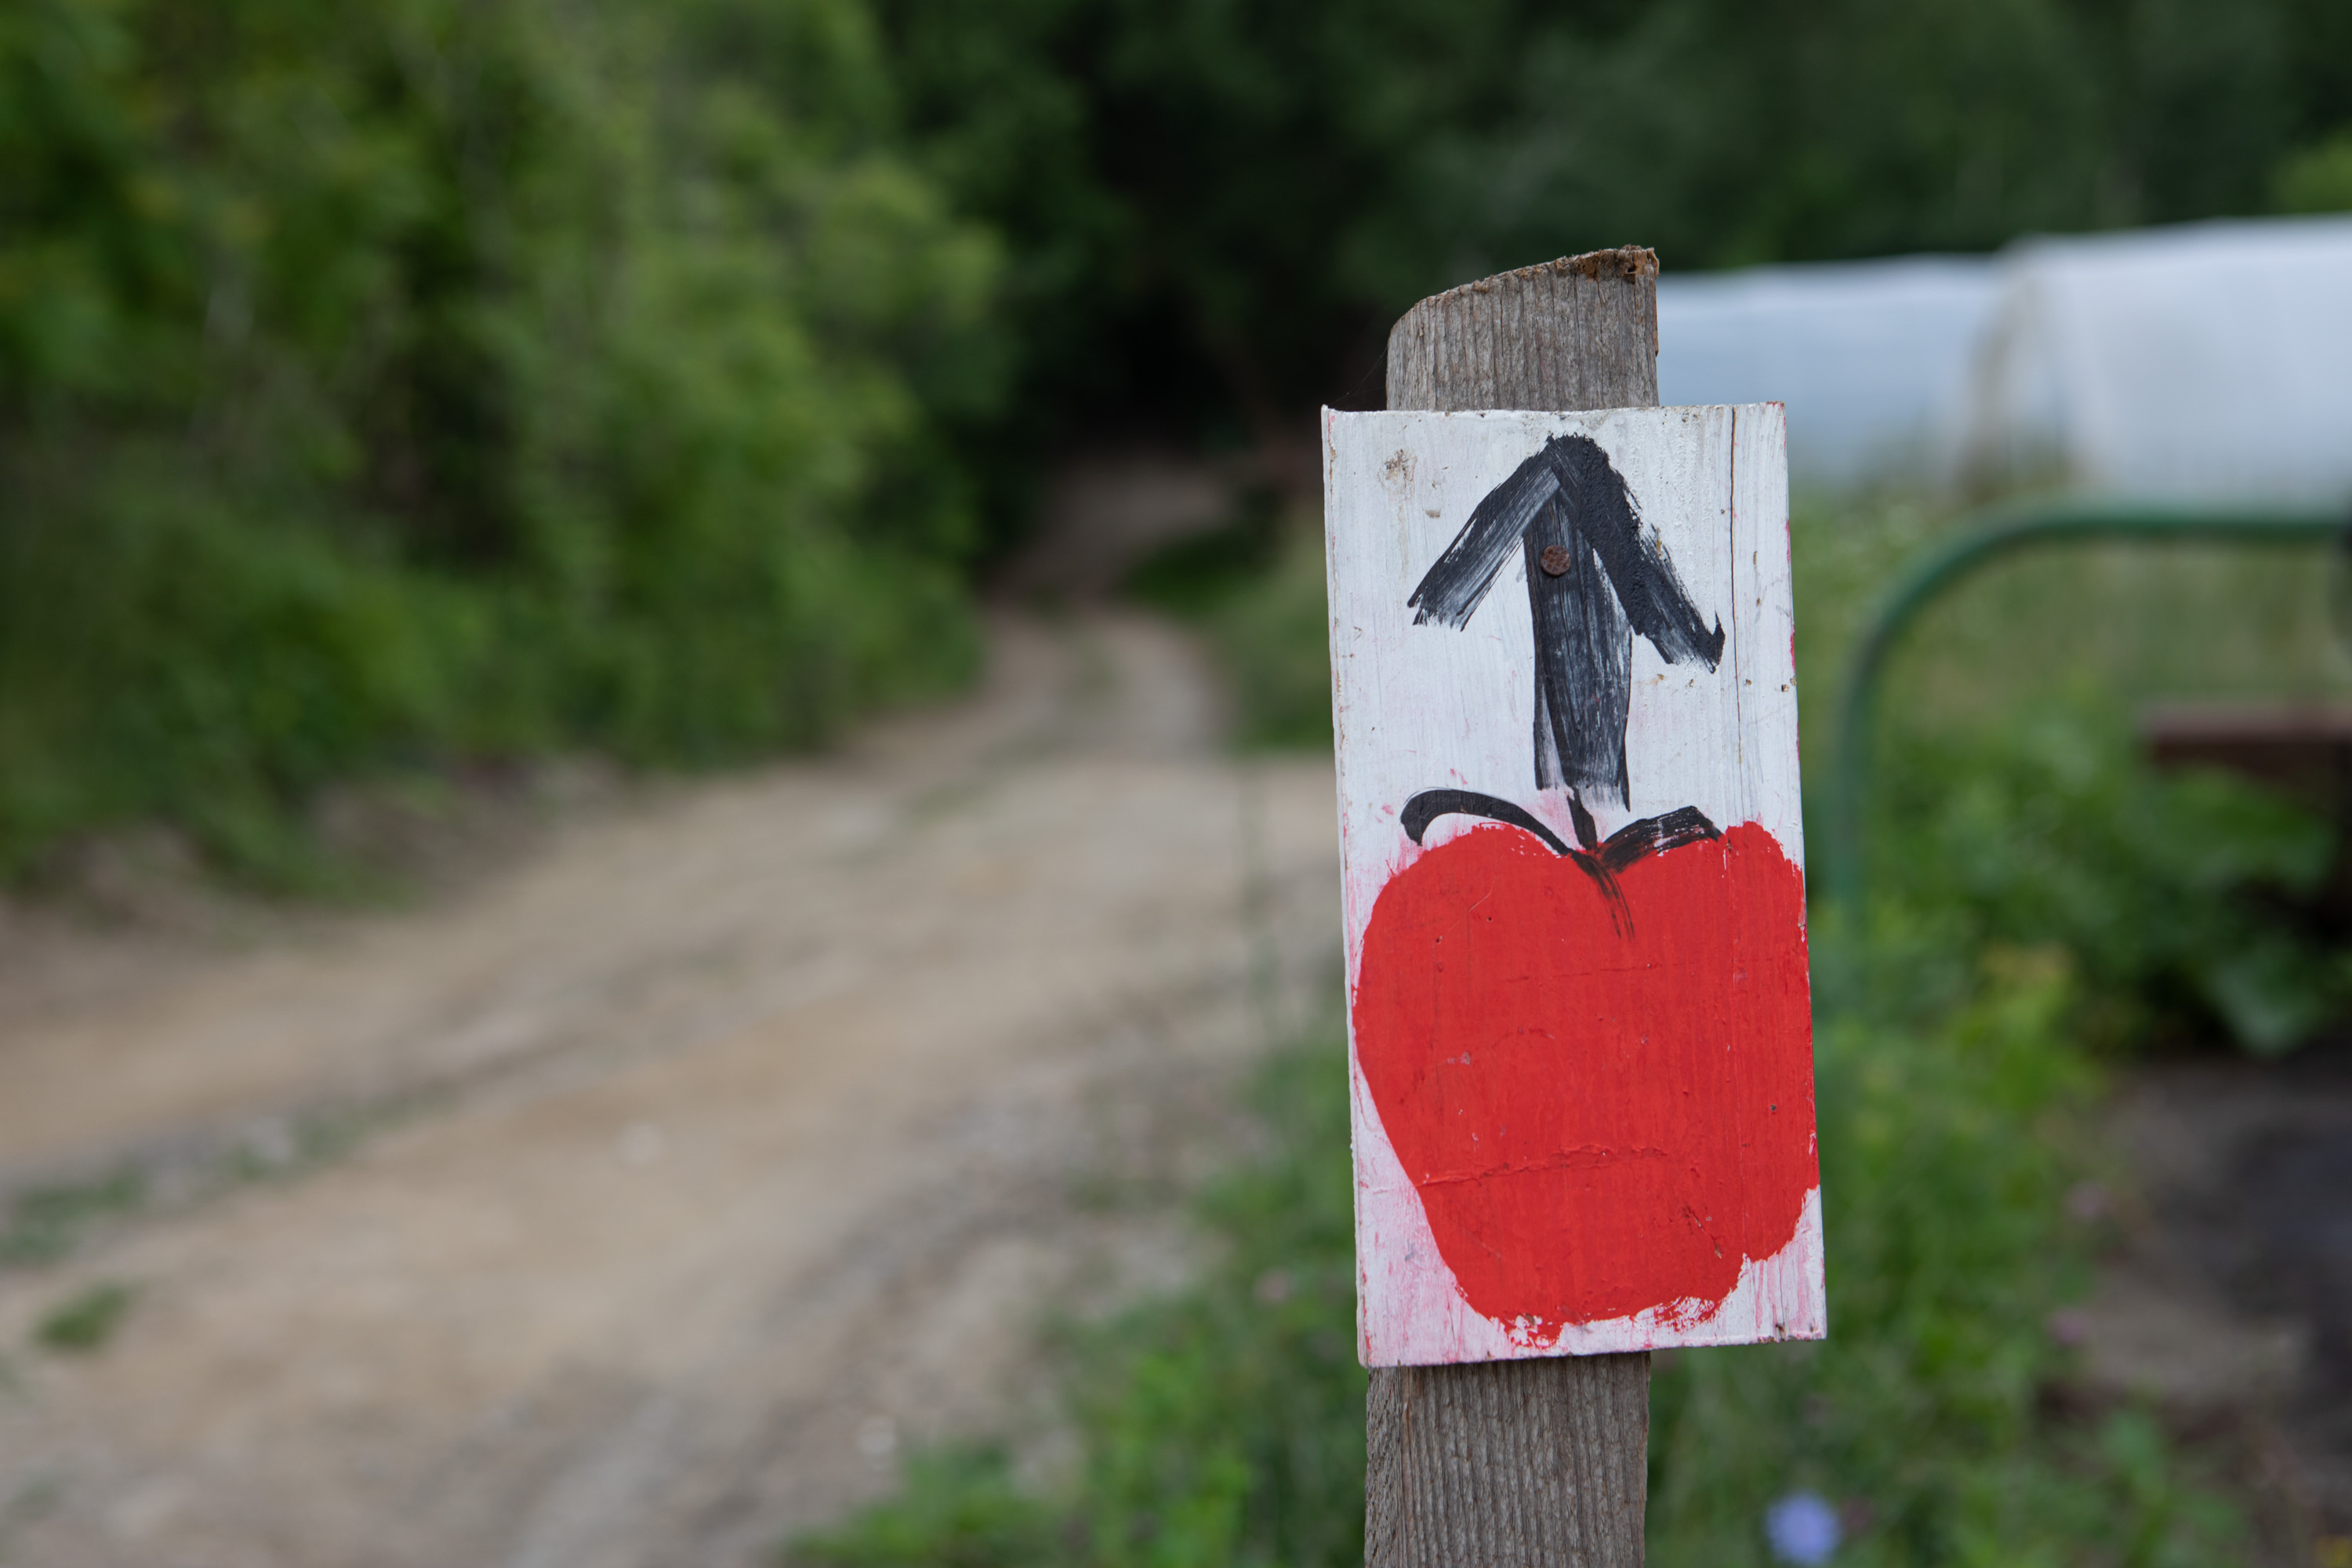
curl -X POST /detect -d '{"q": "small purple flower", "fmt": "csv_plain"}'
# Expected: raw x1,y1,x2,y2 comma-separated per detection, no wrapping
1765,1490,1842,1566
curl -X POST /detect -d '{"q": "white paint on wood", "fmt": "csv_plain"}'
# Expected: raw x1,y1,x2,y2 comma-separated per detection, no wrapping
1323,403,1825,1368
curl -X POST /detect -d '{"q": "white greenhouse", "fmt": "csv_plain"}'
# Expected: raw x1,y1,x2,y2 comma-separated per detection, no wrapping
1657,214,2352,503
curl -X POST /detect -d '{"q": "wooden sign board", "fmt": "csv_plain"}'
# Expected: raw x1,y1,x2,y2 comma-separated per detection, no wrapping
1323,404,1825,1369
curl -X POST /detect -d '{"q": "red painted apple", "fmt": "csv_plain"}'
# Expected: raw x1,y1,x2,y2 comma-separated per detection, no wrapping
1352,806,1814,1341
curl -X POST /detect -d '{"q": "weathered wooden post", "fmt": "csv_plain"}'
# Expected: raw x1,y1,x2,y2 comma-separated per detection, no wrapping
1326,249,1826,1566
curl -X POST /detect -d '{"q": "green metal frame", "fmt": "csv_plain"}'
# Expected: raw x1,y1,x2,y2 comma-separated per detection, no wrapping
1828,496,2349,909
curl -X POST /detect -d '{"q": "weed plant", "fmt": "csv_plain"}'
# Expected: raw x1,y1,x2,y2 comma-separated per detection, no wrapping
791,492,2329,1563
1138,490,2352,1051
34,1281,134,1355
790,913,2249,1564
1642,931,2241,1567
0,0,1005,884
792,737,2292,1565
0,1171,144,1269
10,0,2347,887
1871,701,2345,1054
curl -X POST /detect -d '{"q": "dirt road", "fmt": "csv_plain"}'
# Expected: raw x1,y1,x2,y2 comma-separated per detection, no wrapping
0,614,1342,1568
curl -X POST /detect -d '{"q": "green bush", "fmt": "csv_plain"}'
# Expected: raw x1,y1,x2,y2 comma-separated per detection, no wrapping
34,1279,135,1355
804,477,2299,1559
9,0,2350,880
1872,699,2344,1054
790,927,2248,1565
875,0,2352,463
1647,942,2240,1567
0,0,1004,880
789,1037,1366,1568
1159,485,2352,1054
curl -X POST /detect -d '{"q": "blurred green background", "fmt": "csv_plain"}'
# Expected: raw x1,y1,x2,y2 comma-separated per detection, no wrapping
6,0,2352,883
808,490,2347,1565
9,2,2352,1562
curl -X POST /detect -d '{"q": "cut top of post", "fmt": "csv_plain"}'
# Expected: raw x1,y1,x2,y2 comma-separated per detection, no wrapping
1385,249,1661,415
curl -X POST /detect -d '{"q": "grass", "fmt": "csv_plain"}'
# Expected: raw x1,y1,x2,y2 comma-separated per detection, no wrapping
0,1171,146,1270
1136,487,2352,1054
0,1094,435,1277
1131,485,2352,773
34,1281,136,1355
0,0,1008,892
1869,696,2344,1054
782,486,2328,1564
787,1033,1363,1567
789,908,2252,1564
1646,935,2243,1566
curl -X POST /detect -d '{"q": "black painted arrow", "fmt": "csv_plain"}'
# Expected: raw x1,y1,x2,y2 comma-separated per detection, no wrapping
1408,433,1724,808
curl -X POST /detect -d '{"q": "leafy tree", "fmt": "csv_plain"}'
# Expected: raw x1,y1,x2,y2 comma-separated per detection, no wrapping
0,0,1005,875
873,0,2352,513
5,0,2350,869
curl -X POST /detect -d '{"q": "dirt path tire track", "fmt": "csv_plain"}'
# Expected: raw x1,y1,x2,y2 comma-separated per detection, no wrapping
0,613,1342,1568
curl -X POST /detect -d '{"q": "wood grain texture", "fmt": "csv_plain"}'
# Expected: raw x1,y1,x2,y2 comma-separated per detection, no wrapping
1368,246,1658,1568
1367,1354,1650,1568
1385,248,1659,415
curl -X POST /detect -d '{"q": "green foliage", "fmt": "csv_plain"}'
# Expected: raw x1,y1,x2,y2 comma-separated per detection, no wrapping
0,1169,144,1269
1874,699,2346,1054
791,1448,1067,1568
2275,131,2352,212
1167,484,2352,1052
0,0,1004,880
9,0,2351,873
789,935,2249,1566
818,477,2316,1563
34,1280,135,1354
1059,1040,1366,1567
1648,946,2241,1567
1784,485,2352,1056
789,1040,1367,1568
876,0,2352,463
1120,514,1283,621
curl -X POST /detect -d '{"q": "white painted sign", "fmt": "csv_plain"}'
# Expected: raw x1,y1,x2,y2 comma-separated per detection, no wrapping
1323,404,1824,1368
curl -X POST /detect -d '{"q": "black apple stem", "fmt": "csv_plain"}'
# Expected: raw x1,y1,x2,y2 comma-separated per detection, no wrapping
1399,789,1722,937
